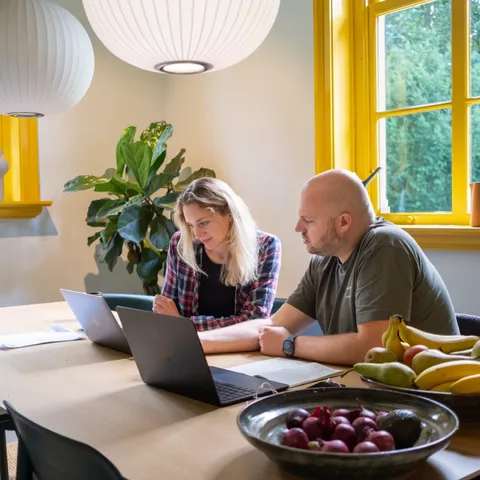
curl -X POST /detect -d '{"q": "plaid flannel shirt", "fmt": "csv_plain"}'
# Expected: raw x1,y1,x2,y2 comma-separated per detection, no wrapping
162,230,282,331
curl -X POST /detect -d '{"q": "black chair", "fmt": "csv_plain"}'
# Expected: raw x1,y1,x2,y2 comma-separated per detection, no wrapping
92,293,155,313
271,297,323,335
3,401,125,480
456,313,480,336
0,406,14,479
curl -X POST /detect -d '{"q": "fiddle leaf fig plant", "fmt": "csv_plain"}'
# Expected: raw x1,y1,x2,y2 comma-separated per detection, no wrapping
64,121,216,295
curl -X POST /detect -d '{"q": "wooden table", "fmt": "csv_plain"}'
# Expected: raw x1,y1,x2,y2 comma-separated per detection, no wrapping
0,302,478,480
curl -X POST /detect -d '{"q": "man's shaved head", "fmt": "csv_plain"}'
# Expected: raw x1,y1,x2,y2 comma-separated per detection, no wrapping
303,169,376,220
295,169,376,261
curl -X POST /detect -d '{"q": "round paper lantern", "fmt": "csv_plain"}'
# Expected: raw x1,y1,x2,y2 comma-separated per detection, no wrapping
82,0,280,75
0,0,95,118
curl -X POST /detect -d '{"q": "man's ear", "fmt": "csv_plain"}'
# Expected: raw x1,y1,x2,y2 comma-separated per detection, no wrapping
338,212,352,232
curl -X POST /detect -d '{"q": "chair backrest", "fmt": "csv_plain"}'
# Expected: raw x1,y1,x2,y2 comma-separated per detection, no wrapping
271,297,323,336
100,293,155,312
4,401,124,480
456,313,480,336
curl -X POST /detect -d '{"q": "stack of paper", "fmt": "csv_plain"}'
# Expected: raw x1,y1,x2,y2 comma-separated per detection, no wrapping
228,358,344,388
0,325,85,350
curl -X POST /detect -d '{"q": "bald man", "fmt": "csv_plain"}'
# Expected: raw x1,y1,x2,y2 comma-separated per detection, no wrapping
198,169,459,365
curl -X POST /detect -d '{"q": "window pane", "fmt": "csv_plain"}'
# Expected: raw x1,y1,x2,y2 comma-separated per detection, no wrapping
471,0,480,97
379,109,452,213
379,0,451,111
471,104,480,182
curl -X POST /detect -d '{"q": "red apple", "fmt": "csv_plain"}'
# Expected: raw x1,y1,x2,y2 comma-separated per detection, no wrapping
403,345,429,368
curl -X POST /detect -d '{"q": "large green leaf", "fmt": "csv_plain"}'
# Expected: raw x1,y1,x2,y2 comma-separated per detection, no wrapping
153,191,180,211
151,150,167,173
126,261,135,274
151,124,173,162
100,217,119,246
86,198,111,223
102,233,124,272
96,199,127,219
174,168,216,192
149,214,177,250
87,220,107,227
117,202,153,242
137,248,167,284
121,142,152,190
156,123,174,145
94,177,127,195
87,231,102,246
163,149,186,177
95,175,143,197
63,175,110,193
116,126,137,175
145,173,176,197
140,122,173,147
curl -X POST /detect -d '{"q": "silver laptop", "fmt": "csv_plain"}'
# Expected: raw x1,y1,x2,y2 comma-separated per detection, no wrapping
60,289,131,354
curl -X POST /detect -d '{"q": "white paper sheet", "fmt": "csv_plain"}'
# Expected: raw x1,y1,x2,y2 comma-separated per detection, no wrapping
228,358,344,388
0,324,86,349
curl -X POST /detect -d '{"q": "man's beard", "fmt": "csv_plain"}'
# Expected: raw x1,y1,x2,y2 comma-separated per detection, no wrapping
305,221,341,256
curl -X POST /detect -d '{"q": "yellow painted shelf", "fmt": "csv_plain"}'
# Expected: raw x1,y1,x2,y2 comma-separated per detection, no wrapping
0,201,52,219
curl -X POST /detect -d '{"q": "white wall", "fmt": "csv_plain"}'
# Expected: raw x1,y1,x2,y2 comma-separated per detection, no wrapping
1,0,479,315
424,250,480,314
0,0,167,307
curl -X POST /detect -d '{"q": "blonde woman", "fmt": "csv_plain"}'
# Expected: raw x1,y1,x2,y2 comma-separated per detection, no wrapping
152,177,281,331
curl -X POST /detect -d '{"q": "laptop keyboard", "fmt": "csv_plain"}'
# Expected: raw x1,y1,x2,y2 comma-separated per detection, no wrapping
214,380,256,402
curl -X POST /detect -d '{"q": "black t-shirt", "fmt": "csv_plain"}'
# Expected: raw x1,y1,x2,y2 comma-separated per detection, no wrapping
198,249,236,318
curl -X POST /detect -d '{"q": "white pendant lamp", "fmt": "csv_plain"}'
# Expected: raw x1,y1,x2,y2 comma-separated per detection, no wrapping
82,0,280,75
0,0,95,118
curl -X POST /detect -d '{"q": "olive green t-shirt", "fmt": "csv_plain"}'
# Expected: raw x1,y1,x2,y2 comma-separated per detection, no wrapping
287,219,459,335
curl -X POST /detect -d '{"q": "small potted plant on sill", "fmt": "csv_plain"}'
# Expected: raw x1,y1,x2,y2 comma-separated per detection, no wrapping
64,121,216,295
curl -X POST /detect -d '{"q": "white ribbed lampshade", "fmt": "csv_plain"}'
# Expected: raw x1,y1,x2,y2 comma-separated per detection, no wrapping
82,0,280,75
0,0,95,118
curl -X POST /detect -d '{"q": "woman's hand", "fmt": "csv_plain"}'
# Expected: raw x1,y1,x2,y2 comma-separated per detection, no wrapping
152,295,181,317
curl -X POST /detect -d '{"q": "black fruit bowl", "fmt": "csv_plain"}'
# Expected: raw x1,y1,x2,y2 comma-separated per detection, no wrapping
360,376,480,422
237,387,459,480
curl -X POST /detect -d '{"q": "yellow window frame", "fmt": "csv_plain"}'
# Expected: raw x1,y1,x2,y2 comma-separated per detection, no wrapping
313,0,480,250
0,115,51,218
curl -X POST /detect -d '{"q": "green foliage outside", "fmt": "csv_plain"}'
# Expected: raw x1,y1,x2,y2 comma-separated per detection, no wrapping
64,121,216,295
382,0,480,213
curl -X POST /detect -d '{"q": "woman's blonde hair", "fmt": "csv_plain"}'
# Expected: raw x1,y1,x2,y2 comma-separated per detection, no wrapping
173,177,258,286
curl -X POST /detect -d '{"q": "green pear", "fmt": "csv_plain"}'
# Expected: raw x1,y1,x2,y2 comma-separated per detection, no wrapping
472,340,480,360
412,349,473,375
353,362,417,389
364,347,397,364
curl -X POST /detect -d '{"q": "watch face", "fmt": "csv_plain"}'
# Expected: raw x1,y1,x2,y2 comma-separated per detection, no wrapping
283,340,294,356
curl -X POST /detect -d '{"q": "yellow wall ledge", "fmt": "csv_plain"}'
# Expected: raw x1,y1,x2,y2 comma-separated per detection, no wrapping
402,225,480,251
0,201,52,219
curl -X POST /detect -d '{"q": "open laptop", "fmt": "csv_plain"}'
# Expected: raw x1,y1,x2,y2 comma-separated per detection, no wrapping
60,289,131,355
116,307,289,406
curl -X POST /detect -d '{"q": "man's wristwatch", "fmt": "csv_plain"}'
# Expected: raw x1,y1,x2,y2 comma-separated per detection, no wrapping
283,335,297,357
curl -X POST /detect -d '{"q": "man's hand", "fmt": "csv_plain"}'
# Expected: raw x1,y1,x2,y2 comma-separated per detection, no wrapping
152,295,180,317
259,326,290,357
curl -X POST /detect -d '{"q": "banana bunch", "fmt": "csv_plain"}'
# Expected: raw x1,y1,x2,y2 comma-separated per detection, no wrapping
395,315,479,353
414,360,480,394
381,315,405,361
